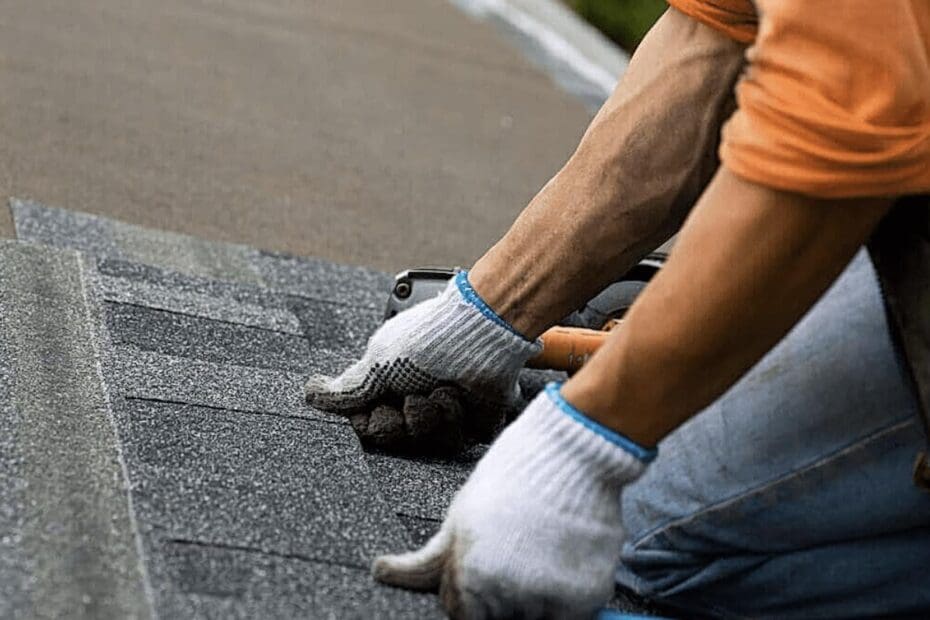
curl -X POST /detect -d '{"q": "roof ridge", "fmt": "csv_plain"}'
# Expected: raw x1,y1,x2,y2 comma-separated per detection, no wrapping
0,241,155,618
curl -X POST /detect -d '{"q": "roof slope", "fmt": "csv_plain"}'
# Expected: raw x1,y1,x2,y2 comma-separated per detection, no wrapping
2,200,648,618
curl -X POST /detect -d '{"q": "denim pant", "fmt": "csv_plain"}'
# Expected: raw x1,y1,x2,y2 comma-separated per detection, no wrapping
615,251,930,619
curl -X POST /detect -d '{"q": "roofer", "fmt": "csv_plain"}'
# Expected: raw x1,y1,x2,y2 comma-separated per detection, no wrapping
306,1,930,617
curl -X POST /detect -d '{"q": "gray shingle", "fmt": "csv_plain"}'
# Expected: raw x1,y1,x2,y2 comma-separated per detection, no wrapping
0,241,151,619
254,249,392,310
151,539,443,619
98,274,304,335
115,398,411,569
290,296,383,359
96,257,291,307
105,302,312,373
109,347,340,423
364,448,485,521
397,514,443,548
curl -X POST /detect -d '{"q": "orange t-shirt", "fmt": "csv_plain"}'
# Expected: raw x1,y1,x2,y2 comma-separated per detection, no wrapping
668,0,930,198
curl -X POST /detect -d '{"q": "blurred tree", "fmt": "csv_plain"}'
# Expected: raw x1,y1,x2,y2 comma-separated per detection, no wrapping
568,0,667,52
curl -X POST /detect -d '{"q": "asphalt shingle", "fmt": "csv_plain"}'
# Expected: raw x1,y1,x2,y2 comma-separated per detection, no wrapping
98,274,304,335
396,514,444,548
109,347,337,423
115,398,411,569
0,241,151,619
365,447,485,521
253,249,392,310
96,257,297,310
290,296,383,359
105,302,312,373
153,539,442,619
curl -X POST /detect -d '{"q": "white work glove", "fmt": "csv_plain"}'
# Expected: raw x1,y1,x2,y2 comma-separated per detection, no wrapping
372,383,656,619
305,272,541,448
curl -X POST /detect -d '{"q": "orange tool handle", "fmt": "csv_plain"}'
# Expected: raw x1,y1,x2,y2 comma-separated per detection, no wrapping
526,326,611,373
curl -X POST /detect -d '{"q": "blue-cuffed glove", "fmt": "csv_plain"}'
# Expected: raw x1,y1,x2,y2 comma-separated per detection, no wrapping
372,383,656,619
305,271,542,454
305,272,540,413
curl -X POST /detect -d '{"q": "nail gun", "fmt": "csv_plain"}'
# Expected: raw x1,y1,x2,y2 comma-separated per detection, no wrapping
384,253,667,373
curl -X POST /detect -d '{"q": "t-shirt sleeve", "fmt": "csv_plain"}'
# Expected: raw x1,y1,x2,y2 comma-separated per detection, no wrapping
720,0,930,198
666,0,758,44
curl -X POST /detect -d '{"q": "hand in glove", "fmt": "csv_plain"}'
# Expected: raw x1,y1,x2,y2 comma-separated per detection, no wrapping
305,272,541,451
372,383,656,619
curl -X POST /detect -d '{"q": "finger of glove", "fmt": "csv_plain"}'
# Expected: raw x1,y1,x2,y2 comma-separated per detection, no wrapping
352,405,408,452
350,396,463,456
372,523,453,591
402,391,466,456
304,360,386,413
409,385,505,447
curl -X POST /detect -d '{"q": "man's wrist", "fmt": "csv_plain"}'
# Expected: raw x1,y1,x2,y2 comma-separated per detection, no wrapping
561,360,663,449
545,383,657,462
467,262,551,340
454,271,532,341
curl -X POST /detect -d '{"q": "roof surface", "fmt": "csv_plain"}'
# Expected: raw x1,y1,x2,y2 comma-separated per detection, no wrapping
1,200,648,618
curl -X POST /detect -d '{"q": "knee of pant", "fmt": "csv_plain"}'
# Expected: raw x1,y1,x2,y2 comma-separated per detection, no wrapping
618,526,930,619
617,521,816,620
617,526,764,606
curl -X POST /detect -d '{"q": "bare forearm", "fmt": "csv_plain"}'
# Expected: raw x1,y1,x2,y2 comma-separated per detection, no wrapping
469,7,746,339
563,168,891,446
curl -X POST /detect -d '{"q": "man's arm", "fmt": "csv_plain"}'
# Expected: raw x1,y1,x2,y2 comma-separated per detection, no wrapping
305,7,748,452
371,166,891,619
563,167,891,445
469,6,747,339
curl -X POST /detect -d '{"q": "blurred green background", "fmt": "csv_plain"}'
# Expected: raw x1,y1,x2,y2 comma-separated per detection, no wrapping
567,0,667,52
